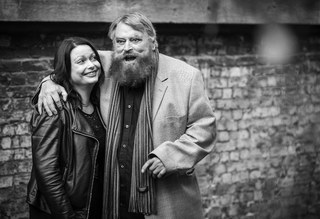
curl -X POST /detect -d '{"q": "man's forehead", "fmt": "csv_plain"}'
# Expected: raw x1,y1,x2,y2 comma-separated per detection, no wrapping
115,23,146,37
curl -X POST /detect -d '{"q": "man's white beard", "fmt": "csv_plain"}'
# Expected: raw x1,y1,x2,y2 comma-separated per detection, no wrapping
109,50,156,87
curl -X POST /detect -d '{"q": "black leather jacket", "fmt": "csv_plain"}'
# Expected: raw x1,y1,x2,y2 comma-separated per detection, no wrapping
26,102,105,219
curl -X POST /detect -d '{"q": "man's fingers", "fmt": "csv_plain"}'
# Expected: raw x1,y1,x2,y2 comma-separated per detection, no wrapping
45,95,58,115
157,169,166,178
60,90,68,102
141,160,152,173
51,91,63,110
151,166,166,179
42,98,52,116
38,96,43,115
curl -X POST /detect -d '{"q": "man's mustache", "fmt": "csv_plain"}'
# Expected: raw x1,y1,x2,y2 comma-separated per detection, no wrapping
116,51,139,60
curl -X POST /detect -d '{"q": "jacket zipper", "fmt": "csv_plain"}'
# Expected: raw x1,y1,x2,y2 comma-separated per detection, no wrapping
73,130,99,219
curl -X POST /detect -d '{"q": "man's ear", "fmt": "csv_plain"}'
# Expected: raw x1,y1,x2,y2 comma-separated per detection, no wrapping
150,37,158,51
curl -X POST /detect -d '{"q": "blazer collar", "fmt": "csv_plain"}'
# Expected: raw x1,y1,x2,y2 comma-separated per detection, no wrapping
152,54,169,120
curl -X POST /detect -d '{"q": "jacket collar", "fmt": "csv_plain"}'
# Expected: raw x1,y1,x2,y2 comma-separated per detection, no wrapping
63,102,103,138
152,54,169,120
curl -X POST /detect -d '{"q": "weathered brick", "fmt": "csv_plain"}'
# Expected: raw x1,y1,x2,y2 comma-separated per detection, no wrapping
220,194,231,205
15,123,30,135
229,67,241,77
218,131,230,142
250,170,261,180
0,149,13,162
220,68,230,77
6,86,36,98
11,73,27,86
1,137,12,149
239,129,250,139
222,88,232,99
240,149,250,160
0,60,22,72
232,109,243,120
232,88,244,98
1,124,15,136
227,162,246,172
11,136,20,148
209,88,222,99
0,72,11,85
13,98,31,109
13,149,27,160
212,78,228,89
215,163,226,175
221,173,232,184
267,76,277,86
13,173,30,186
229,77,243,87
0,98,13,111
0,176,13,188
22,59,52,72
230,151,239,161
20,135,31,148
220,152,230,163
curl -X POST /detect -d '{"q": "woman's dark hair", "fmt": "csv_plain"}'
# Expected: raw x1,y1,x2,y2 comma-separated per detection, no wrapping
50,37,104,109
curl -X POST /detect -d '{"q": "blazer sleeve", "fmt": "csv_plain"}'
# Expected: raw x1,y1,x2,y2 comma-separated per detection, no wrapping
31,110,75,218
150,70,217,175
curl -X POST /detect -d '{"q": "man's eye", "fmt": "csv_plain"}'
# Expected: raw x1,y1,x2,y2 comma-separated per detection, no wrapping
131,38,141,43
116,40,125,45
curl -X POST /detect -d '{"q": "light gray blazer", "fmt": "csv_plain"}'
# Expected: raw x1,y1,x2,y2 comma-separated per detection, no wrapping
99,51,217,219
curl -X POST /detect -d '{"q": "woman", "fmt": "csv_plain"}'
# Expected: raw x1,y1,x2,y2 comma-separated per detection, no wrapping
26,37,106,219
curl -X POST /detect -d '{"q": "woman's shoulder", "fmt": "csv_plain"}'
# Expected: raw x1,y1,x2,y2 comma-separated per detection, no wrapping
30,101,74,128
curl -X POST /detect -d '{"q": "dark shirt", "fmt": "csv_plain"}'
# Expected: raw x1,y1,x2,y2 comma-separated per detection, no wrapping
118,85,145,219
81,108,106,179
81,108,105,219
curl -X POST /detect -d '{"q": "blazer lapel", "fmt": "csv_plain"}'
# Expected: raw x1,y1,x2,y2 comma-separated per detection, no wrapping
153,55,168,121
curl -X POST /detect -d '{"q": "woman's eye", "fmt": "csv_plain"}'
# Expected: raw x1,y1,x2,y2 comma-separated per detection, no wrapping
76,59,84,64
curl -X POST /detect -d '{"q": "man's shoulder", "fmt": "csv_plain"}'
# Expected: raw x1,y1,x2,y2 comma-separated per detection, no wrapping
97,50,112,73
159,53,201,80
159,53,196,69
98,50,112,57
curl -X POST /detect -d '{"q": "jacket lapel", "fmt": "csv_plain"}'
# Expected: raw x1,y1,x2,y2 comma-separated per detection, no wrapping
153,55,168,121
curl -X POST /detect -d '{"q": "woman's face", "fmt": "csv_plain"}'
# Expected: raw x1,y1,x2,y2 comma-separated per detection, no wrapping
70,45,101,89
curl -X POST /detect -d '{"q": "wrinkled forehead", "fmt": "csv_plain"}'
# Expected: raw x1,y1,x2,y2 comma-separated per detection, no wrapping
114,22,149,39
120,21,147,33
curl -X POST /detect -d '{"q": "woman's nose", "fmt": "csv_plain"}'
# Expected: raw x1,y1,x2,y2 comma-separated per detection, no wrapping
87,60,95,69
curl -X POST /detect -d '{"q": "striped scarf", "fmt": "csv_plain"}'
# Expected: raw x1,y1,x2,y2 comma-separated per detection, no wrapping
103,51,158,219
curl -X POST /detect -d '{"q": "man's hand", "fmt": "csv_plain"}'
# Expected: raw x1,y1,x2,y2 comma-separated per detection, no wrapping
38,80,67,116
141,157,166,179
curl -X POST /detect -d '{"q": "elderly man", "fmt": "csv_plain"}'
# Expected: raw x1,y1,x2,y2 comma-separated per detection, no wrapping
36,12,216,219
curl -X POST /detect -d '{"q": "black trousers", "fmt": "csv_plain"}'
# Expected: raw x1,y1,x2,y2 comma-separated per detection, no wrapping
29,205,54,219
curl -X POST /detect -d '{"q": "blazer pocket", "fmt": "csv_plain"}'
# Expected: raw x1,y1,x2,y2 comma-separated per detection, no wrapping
177,168,195,178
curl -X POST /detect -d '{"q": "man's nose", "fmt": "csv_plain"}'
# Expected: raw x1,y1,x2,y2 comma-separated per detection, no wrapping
124,41,132,52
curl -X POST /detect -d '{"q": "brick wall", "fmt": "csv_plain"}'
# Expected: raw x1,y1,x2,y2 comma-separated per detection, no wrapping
1,23,320,219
